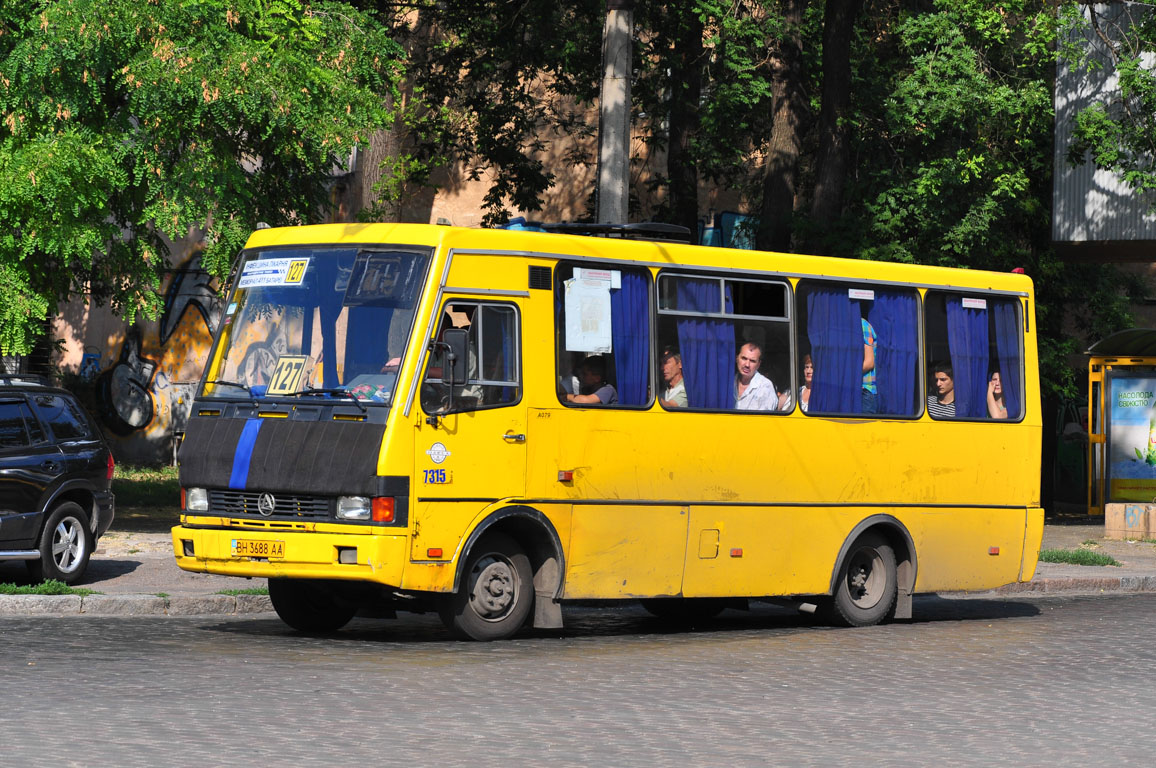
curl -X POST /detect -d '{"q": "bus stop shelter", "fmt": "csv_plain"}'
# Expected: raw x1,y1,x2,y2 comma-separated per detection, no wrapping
1087,329,1156,534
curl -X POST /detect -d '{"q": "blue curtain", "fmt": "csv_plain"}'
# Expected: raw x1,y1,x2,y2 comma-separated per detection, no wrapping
675,278,733,409
946,298,989,418
867,291,918,415
610,271,650,405
345,305,390,379
807,288,862,413
993,300,1022,418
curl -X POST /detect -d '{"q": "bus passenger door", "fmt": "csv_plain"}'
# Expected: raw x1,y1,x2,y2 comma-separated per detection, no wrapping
411,300,526,560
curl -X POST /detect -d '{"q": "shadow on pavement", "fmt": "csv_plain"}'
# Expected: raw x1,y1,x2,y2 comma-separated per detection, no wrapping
197,594,1043,645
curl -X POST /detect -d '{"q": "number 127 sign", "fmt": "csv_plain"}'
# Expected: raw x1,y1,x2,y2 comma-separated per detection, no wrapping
267,355,309,395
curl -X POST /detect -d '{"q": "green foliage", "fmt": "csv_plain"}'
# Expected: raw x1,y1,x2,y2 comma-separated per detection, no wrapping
1065,1,1156,196
112,463,179,508
1038,548,1121,567
216,586,270,595
0,0,402,354
0,579,97,595
381,0,603,226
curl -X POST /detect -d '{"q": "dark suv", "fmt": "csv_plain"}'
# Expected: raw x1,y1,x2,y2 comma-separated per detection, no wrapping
0,375,115,584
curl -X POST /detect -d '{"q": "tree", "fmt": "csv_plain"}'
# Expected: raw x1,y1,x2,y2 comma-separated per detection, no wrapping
0,0,402,355
356,0,603,227
1064,1,1156,198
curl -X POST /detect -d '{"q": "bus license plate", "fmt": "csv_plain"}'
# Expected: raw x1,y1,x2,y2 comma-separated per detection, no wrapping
232,539,285,559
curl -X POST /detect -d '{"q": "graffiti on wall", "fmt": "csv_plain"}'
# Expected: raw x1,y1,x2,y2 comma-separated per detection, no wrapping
78,248,222,462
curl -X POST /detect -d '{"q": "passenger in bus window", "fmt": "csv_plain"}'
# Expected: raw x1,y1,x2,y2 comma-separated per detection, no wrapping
777,384,793,411
799,354,814,413
565,355,618,405
861,318,878,414
734,342,779,411
927,361,956,418
659,347,687,408
987,370,1008,419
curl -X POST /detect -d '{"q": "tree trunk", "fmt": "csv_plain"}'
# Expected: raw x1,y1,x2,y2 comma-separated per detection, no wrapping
808,0,862,253
757,0,808,253
668,11,704,240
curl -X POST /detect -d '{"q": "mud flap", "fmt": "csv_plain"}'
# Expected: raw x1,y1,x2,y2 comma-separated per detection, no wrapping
893,587,912,620
533,591,563,629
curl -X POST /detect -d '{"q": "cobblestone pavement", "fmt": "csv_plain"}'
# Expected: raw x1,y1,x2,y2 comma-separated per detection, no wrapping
2,592,1154,767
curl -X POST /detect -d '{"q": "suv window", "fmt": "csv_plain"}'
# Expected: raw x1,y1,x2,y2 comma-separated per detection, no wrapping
0,401,33,448
33,394,91,440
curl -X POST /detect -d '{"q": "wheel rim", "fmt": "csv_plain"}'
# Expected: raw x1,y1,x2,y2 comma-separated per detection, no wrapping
51,516,86,574
466,553,519,622
845,545,885,610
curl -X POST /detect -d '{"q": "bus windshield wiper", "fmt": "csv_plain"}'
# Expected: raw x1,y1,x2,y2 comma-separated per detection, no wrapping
204,379,252,396
290,387,367,412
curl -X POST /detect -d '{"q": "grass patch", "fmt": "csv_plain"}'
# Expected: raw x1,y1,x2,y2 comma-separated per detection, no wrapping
0,580,98,596
216,587,270,596
1039,548,1121,567
113,464,179,508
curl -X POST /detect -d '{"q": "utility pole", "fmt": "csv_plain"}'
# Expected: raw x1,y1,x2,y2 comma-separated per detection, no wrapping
596,0,633,224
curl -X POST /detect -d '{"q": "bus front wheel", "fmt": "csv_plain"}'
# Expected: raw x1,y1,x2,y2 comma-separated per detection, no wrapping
269,579,357,633
828,532,897,627
440,533,533,641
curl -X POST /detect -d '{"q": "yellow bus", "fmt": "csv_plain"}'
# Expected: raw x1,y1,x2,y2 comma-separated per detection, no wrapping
172,222,1043,639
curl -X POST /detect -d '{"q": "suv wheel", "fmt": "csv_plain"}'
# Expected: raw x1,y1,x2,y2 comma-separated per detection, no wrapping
27,501,93,585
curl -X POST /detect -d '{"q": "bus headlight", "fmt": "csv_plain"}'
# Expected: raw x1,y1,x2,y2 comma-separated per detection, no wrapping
337,496,371,521
185,487,208,512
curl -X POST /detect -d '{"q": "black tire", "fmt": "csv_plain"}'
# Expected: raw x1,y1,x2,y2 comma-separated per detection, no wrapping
27,501,93,585
268,579,357,633
640,597,726,623
828,532,897,627
439,532,533,641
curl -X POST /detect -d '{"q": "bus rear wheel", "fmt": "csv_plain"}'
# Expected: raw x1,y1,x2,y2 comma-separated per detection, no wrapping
269,579,357,633
440,533,533,641
828,532,897,627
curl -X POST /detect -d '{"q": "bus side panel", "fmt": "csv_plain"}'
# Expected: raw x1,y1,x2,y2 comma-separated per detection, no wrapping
907,507,1028,592
681,506,839,597
562,504,688,599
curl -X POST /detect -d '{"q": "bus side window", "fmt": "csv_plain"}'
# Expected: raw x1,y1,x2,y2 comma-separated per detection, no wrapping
656,273,791,412
795,281,920,418
555,264,651,408
923,292,1023,420
421,302,521,413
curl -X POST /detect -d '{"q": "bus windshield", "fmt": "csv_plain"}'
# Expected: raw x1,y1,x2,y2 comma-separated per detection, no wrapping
201,246,432,404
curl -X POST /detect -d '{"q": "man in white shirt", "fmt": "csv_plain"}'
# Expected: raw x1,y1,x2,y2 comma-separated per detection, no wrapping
734,341,778,410
659,347,687,408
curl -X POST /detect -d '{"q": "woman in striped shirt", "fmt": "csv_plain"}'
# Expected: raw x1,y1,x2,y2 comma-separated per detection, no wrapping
927,362,955,418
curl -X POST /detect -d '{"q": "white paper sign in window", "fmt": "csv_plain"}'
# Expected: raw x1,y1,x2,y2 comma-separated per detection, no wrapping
564,275,613,353
237,257,311,289
961,297,988,310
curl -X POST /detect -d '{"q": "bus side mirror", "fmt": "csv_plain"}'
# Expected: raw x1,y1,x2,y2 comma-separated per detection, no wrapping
442,328,469,386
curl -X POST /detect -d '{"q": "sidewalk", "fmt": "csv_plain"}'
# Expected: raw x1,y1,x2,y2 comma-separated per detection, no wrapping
2,520,1155,617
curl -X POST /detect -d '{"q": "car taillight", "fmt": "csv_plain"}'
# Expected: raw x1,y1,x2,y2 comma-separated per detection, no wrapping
106,453,115,481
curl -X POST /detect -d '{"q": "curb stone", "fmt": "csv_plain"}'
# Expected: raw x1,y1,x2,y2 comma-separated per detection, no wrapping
0,595,82,615
82,594,168,615
0,593,273,617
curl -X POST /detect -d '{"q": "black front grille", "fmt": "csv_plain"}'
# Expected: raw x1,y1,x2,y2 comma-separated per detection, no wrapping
208,490,331,521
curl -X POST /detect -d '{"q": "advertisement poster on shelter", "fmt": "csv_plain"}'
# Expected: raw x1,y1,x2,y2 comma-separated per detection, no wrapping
1109,376,1156,501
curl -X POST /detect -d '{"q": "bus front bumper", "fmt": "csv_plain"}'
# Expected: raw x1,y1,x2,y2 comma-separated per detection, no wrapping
171,524,408,586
